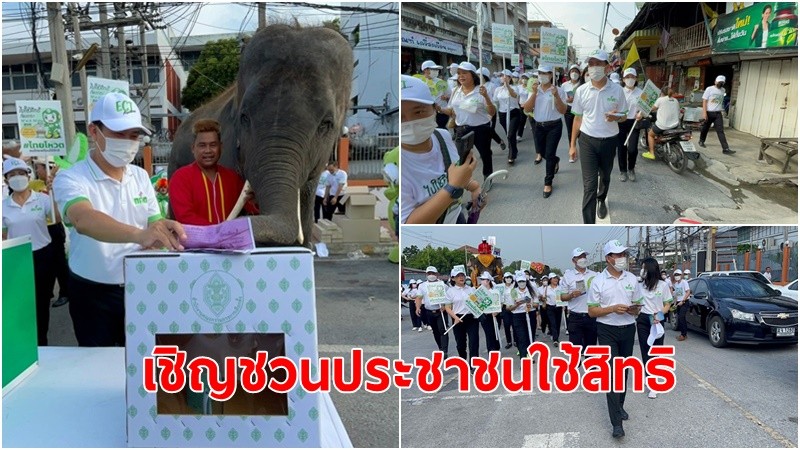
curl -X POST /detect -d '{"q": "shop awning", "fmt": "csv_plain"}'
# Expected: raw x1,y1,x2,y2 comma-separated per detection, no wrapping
401,30,463,56
619,28,662,51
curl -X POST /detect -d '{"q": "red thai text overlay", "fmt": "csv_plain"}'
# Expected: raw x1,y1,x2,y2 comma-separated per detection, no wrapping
142,343,676,400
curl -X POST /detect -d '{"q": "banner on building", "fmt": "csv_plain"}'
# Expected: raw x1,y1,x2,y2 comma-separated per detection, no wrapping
401,30,463,56
491,23,515,54
15,100,67,157
713,2,798,53
540,27,569,67
87,76,130,116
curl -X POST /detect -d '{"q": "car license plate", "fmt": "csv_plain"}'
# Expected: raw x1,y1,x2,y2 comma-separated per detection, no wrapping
776,327,795,337
679,141,697,152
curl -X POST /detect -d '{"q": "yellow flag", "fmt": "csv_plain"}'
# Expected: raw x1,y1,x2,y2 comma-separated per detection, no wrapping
623,43,639,70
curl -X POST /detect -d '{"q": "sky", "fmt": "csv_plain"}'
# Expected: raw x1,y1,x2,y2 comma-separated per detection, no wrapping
527,1,639,59
401,225,645,272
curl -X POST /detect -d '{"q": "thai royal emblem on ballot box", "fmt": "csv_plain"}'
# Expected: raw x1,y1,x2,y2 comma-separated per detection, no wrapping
124,248,320,447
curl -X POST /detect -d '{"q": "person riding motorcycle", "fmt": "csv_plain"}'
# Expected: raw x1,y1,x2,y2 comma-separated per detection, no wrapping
640,86,681,160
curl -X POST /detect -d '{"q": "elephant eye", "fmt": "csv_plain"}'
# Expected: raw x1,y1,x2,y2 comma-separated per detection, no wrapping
318,118,334,134
239,112,250,127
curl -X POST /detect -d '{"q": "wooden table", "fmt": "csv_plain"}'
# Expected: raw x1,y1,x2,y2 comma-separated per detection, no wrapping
759,138,798,174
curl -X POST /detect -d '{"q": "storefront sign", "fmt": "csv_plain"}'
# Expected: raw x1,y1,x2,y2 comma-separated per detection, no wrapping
469,48,493,65
687,67,701,78
540,27,569,67
713,2,798,53
401,30,463,56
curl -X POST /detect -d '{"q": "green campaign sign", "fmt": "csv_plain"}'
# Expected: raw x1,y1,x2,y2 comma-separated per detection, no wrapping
15,100,67,157
713,2,798,53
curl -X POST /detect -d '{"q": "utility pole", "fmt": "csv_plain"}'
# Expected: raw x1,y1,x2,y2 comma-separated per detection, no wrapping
116,5,128,82
626,226,630,248
706,227,716,272
139,21,151,127
98,2,111,78
47,3,76,146
70,3,89,127
258,3,267,30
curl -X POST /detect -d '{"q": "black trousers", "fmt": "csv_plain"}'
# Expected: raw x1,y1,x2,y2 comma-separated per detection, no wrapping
636,313,665,371
539,304,550,333
617,118,639,173
32,245,56,346
68,271,125,347
456,123,493,179
501,308,514,344
677,303,690,336
699,110,730,150
498,109,522,160
436,112,450,129
535,120,563,186
48,223,69,298
597,322,636,427
564,109,577,143
322,195,345,220
578,133,617,224
490,113,503,144
479,314,501,352
408,301,422,328
512,311,537,359
314,195,324,222
424,308,449,354
567,311,598,350
547,305,564,342
453,313,480,362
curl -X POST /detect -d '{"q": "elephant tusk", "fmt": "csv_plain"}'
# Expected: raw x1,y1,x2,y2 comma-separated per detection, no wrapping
226,180,251,221
296,188,304,245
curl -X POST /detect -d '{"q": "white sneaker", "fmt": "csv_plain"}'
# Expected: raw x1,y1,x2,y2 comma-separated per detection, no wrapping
418,327,424,332
426,325,432,330
412,327,419,331
648,390,657,399
569,158,576,163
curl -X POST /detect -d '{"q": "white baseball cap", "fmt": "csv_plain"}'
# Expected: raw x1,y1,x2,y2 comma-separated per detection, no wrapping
569,64,580,72
480,67,490,77
3,157,31,176
515,273,527,282
609,73,621,83
541,274,549,280
586,49,609,63
673,269,683,275
511,71,520,78
458,61,478,74
548,272,558,279
572,247,588,258
453,266,467,276
537,64,554,73
503,272,513,279
421,60,443,71
91,92,151,135
715,75,726,83
603,239,628,256
623,68,637,78
416,279,423,284
425,266,438,273
481,236,487,241
479,271,493,280
401,75,434,105
448,63,459,69
683,269,691,274
501,69,512,77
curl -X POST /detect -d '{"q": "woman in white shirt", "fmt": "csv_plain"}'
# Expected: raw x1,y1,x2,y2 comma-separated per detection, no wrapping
499,272,516,349
482,68,507,154
493,70,522,164
507,272,539,359
671,269,692,342
537,274,551,337
636,258,673,399
523,65,568,199
402,280,423,331
2,157,59,345
477,271,501,353
562,65,583,149
618,68,644,182
445,267,480,363
439,62,497,179
543,273,565,344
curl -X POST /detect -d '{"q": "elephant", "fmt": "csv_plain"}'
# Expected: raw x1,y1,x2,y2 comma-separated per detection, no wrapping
169,24,353,247
467,253,505,286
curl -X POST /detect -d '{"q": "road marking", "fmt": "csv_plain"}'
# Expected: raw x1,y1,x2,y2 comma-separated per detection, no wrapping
523,432,580,448
403,391,532,405
318,344,399,354
679,362,796,448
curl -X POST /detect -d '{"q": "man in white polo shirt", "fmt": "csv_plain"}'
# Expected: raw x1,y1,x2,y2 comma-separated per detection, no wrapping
698,75,734,154
415,266,451,357
569,49,628,223
588,239,644,438
53,92,186,347
560,247,599,351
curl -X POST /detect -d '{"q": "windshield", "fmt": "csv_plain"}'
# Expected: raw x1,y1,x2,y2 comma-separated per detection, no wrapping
710,277,777,299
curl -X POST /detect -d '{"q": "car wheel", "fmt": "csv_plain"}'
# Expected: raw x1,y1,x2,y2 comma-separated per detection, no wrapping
708,316,728,348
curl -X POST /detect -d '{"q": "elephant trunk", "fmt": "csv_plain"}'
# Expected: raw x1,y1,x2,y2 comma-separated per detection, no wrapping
244,155,306,246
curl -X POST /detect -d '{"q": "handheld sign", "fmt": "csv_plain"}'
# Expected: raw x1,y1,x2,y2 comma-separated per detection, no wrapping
427,281,448,305
15,101,67,157
540,27,569,67
87,76,130,117
520,260,532,271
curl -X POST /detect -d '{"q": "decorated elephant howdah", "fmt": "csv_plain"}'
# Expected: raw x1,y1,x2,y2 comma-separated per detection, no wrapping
169,24,353,247
468,253,504,286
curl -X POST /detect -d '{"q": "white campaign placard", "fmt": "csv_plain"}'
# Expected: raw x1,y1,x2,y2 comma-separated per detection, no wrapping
87,76,130,116
15,100,67,157
637,79,661,116
540,27,569,67
491,23,514,54
426,281,448,305
520,260,531,272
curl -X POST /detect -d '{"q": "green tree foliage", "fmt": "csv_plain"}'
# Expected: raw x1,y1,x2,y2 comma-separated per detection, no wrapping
181,38,240,111
402,245,469,273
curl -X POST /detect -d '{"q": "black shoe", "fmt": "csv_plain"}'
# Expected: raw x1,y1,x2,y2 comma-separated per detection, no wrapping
508,158,515,164
555,161,560,174
722,148,736,155
597,201,608,219
504,343,513,349
534,158,543,165
500,141,507,151
612,425,625,438
543,189,552,198
52,296,69,308
620,408,629,420
698,141,706,148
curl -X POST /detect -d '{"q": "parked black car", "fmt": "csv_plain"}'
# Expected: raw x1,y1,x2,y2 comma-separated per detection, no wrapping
668,276,797,347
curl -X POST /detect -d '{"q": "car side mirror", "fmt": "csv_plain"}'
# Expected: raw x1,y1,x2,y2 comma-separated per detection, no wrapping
694,292,708,300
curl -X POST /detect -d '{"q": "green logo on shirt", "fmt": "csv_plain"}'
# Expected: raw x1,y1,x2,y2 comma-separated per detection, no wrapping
133,192,148,206
607,96,618,103
30,205,43,212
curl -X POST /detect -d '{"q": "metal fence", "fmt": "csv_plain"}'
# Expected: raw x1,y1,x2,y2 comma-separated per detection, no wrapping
732,247,798,282
342,133,398,180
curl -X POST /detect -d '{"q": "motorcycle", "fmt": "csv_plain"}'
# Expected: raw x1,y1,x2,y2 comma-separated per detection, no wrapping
636,111,701,174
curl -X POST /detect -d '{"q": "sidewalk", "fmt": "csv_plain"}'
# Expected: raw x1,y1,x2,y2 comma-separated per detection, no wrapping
691,127,798,186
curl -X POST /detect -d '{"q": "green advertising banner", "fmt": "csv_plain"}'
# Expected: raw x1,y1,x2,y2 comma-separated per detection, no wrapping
713,2,798,53
2,237,39,389
15,100,68,157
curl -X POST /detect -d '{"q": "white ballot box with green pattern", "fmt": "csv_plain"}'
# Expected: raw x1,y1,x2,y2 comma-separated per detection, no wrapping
124,248,320,447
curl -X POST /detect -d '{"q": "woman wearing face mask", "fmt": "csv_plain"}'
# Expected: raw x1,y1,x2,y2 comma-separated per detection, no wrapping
671,269,692,342
482,68,507,154
563,65,583,160
53,92,186,347
402,280,423,331
445,267,480,364
636,258,673,399
507,272,538,359
493,70,522,164
538,275,551,337
439,62,497,180
3,157,60,346
400,75,482,224
544,273,565,345
618,68,644,183
499,272,516,349
477,271,501,353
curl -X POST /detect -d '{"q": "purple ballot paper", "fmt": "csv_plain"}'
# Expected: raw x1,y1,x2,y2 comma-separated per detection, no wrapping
182,217,256,251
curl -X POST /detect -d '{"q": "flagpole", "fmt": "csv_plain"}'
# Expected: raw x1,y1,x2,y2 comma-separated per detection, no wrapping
443,314,465,335
477,2,483,86
493,314,503,348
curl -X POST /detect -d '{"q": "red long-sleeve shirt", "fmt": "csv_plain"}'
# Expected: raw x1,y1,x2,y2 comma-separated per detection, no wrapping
169,162,252,225
478,242,491,254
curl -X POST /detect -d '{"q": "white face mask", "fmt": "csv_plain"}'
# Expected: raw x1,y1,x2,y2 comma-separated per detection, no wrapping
675,275,682,281
539,74,551,85
8,174,29,192
99,131,140,168
662,274,668,280
570,72,580,81
427,275,437,282
505,278,513,285
402,114,437,146
517,281,527,288
450,68,458,76
428,69,440,79
584,74,591,83
625,79,636,88
481,280,491,287
576,258,589,269
612,257,627,271
588,66,607,81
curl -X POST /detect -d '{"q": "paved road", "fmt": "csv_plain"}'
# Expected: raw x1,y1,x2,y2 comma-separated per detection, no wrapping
47,257,399,448
400,315,798,448
467,121,796,224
